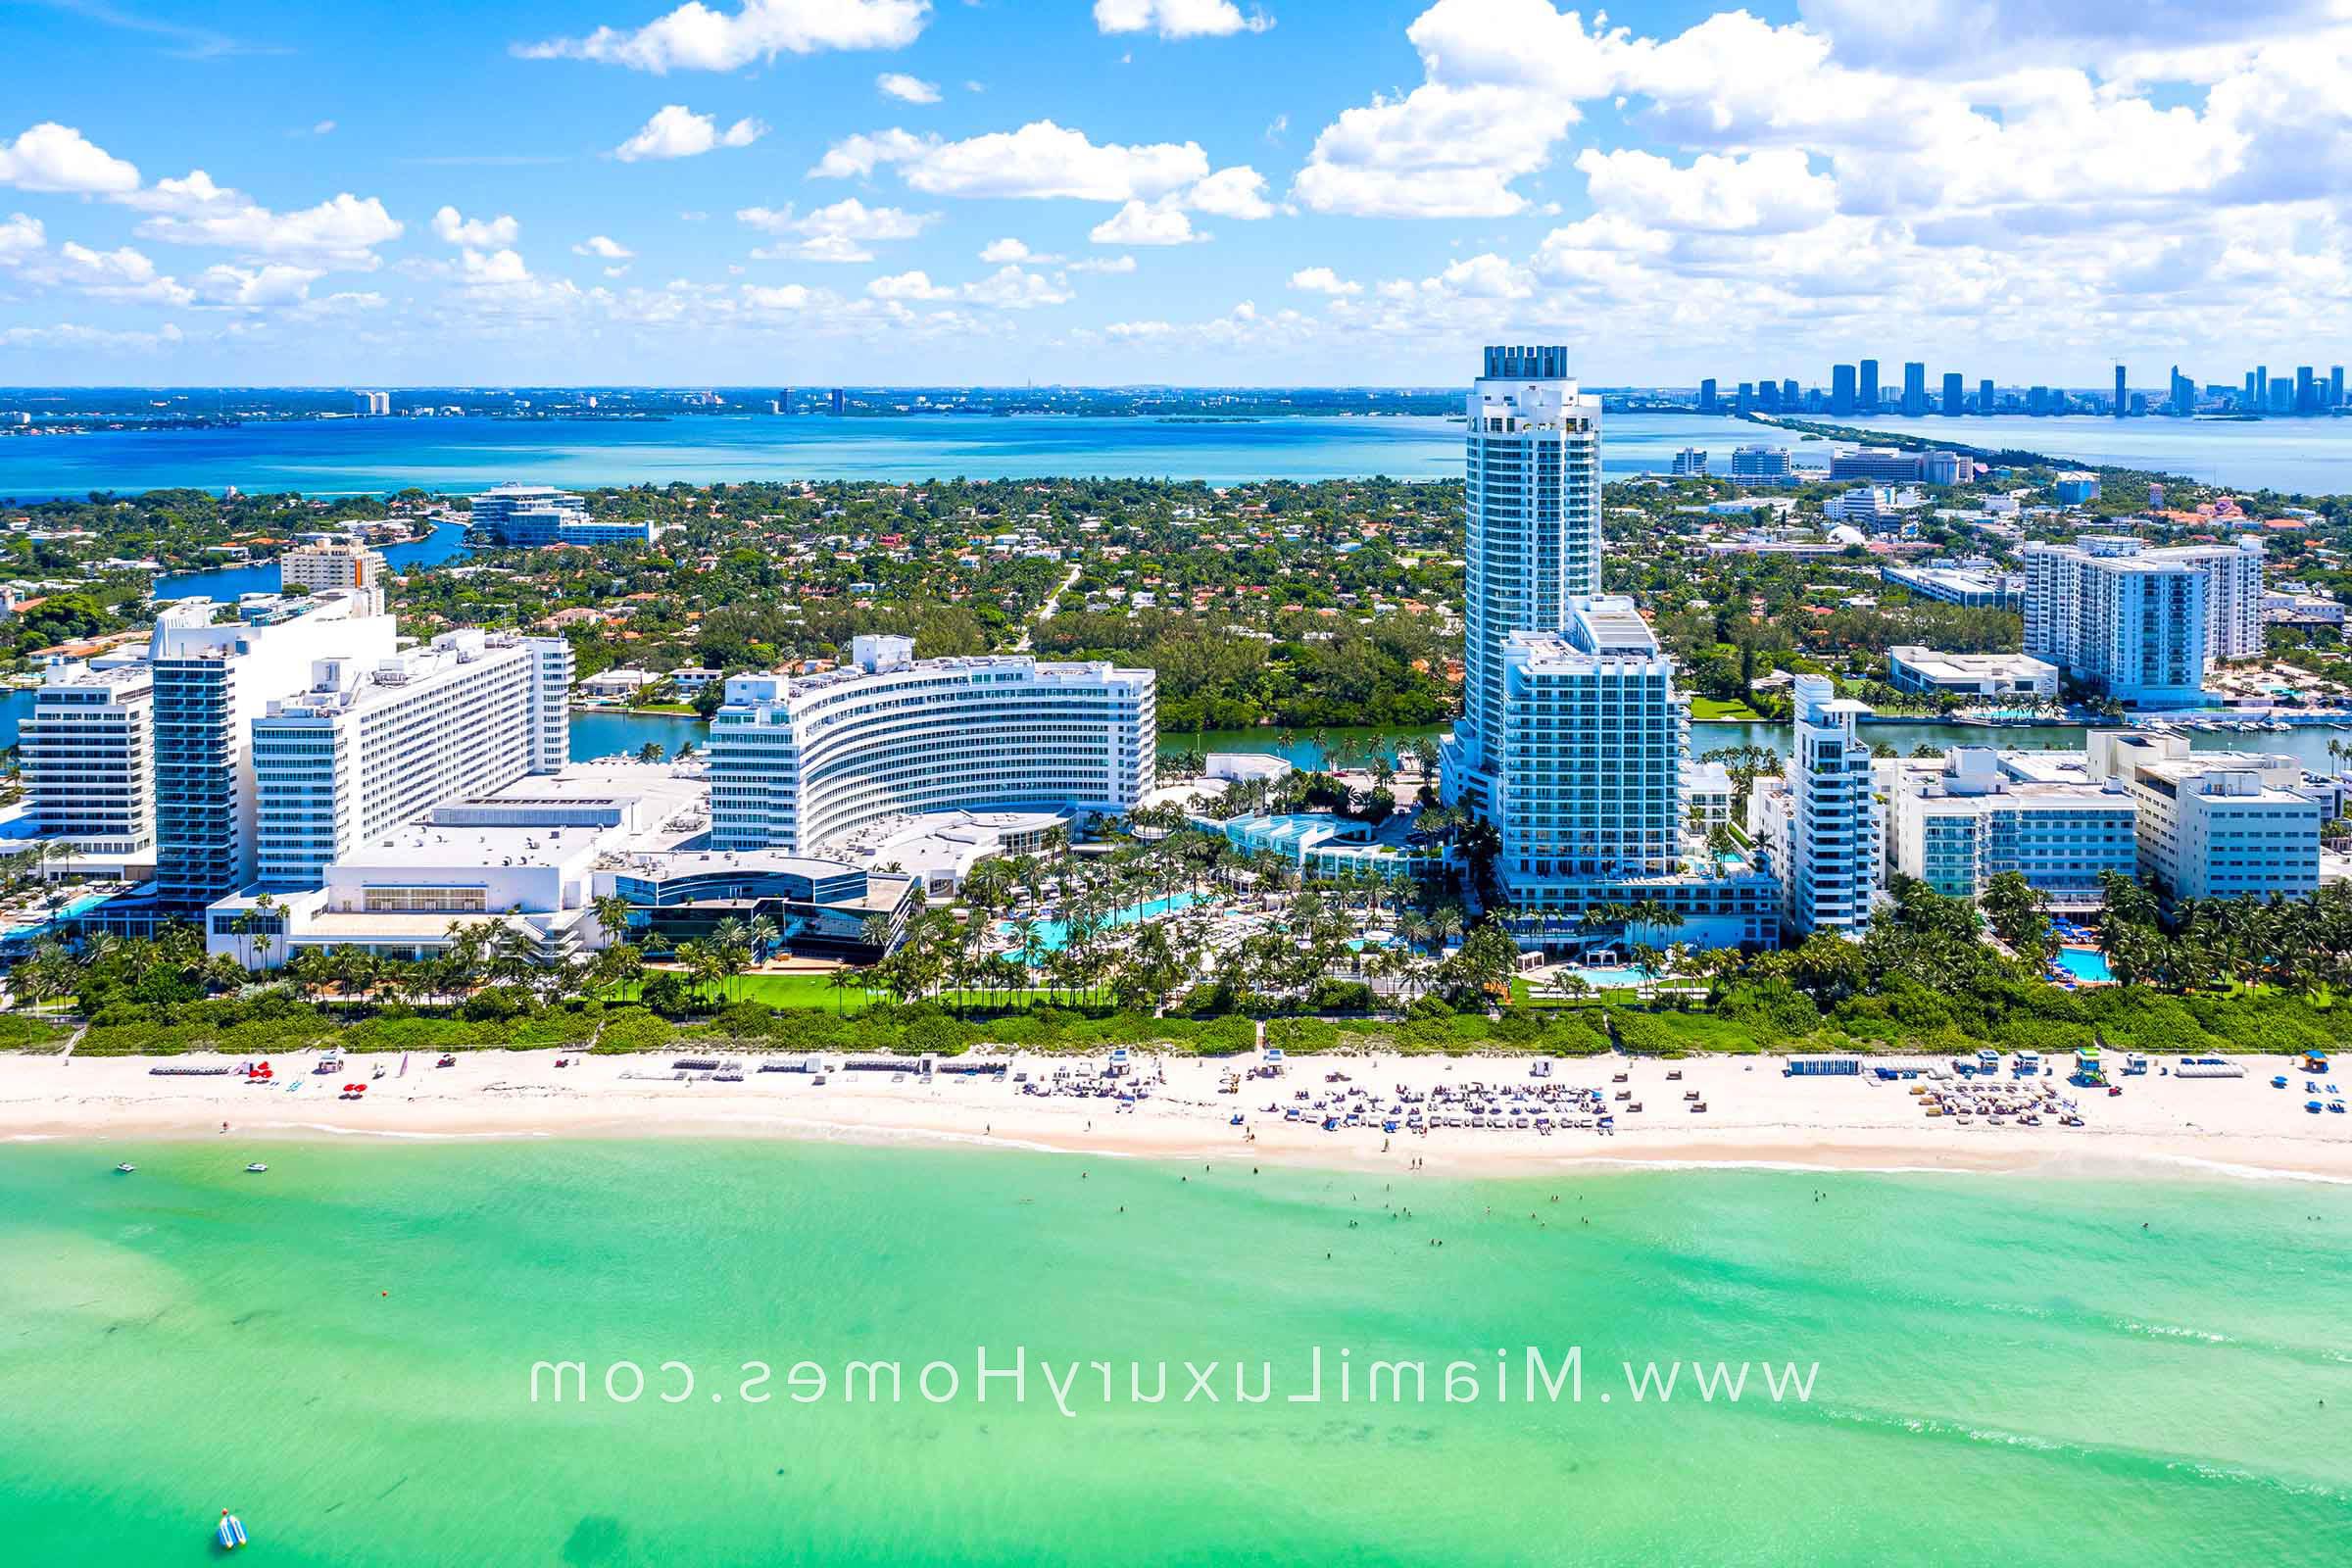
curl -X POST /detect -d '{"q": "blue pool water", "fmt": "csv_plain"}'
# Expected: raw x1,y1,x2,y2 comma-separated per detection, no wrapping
2052,947,2115,983
1004,893,1202,958
1550,965,1655,990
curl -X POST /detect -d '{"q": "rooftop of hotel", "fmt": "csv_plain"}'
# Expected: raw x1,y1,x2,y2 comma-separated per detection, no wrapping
258,629,540,720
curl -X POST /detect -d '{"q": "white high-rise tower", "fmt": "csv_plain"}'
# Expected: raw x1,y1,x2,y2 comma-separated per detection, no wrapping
1443,345,1601,816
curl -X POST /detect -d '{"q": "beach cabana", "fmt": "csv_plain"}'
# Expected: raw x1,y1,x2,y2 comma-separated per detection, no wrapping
1787,1056,1860,1077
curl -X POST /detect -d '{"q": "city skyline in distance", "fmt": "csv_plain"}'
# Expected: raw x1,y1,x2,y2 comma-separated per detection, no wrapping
1,2,2351,384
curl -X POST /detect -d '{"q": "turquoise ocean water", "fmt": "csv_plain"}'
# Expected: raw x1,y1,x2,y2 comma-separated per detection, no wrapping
2,1140,2346,1565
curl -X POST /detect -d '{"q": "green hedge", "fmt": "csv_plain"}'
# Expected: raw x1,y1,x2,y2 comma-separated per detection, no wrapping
0,1014,76,1054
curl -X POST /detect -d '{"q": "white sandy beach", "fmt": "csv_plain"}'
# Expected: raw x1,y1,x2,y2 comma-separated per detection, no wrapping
5,1047,2350,1182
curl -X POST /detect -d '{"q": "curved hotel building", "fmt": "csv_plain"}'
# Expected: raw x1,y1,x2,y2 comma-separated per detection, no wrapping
708,636,1154,857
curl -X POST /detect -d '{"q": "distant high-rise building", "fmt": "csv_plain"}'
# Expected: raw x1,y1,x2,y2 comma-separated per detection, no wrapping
279,541,389,616
1736,381,1755,415
1901,362,1928,416
1697,377,1719,414
2296,366,2317,416
829,388,846,416
1858,359,1880,411
2332,367,2345,409
352,391,389,417
1940,372,1964,416
2271,377,2295,415
2243,370,2260,413
2029,386,2053,415
2169,367,2194,417
1781,377,1798,409
2022,535,2263,705
1757,378,1781,413
2256,367,2270,409
2113,365,2128,416
1730,446,1797,484
778,387,794,415
1671,447,1707,476
1831,364,1856,416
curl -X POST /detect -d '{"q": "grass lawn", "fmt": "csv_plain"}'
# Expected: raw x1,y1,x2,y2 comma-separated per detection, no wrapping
1688,696,1768,721
623,702,703,715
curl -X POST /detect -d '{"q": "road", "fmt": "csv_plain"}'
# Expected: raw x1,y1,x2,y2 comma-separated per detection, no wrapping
1014,561,1085,652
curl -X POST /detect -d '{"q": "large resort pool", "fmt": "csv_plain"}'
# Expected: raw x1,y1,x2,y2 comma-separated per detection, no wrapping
1001,892,1202,958
2051,946,2115,984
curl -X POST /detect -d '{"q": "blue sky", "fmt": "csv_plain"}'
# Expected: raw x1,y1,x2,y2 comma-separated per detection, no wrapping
2,0,2349,385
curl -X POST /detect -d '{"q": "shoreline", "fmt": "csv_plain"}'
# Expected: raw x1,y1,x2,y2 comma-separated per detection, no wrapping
6,1048,2347,1184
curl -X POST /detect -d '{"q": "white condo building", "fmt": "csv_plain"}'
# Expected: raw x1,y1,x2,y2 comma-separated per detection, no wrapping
1442,347,1777,950
151,593,397,911
280,541,389,616
19,655,157,876
1445,345,1601,818
708,635,1154,857
2023,535,2263,705
1496,604,1683,890
2085,731,2323,900
1887,748,2138,909
248,628,572,889
1751,676,1881,939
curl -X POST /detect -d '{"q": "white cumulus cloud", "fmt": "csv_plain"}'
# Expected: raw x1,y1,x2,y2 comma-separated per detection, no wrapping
1091,198,1200,245
1289,266,1360,295
136,191,404,270
0,122,141,194
613,105,768,162
876,72,940,103
432,206,521,247
1094,0,1273,39
812,120,1208,201
517,0,931,74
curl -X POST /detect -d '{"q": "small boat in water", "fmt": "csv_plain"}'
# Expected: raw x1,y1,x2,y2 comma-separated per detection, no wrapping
244,1162,269,1174
114,1162,136,1174
217,1510,248,1549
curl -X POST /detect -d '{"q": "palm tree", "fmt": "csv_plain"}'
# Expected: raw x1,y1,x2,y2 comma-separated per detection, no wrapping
747,915,780,960
589,893,636,946
826,964,862,1015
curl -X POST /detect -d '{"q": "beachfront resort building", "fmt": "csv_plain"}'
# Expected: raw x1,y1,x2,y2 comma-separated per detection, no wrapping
150,592,398,912
205,761,918,970
708,634,1155,860
279,540,388,616
466,482,663,549
1750,677,1882,939
1441,347,1778,950
1886,748,2138,909
1444,344,1602,822
18,653,158,878
248,628,572,889
2085,731,2324,900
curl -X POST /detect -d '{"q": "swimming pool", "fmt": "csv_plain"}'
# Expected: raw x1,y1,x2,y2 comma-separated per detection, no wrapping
1004,893,1202,958
2051,947,2114,984
1549,965,1655,991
